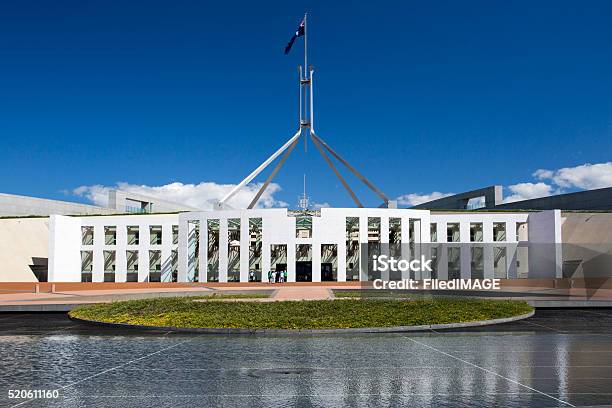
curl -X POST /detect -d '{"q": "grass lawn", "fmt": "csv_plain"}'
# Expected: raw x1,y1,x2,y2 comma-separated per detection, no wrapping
69,297,533,330
333,290,432,298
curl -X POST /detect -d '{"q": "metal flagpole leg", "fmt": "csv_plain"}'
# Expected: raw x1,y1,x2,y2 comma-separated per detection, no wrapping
310,132,363,207
311,132,390,204
310,67,315,131
247,136,301,209
218,129,302,207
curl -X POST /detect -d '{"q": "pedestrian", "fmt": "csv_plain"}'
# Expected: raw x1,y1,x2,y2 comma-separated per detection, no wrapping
268,270,273,283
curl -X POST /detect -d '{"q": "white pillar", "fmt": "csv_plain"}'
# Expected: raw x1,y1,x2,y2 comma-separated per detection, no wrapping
483,220,494,279
312,243,321,282
240,217,249,282
359,215,368,281
115,224,127,282
380,217,390,281
338,238,347,282
287,243,296,282
218,218,228,283
460,222,471,279
401,217,410,280
506,221,518,279
177,217,189,282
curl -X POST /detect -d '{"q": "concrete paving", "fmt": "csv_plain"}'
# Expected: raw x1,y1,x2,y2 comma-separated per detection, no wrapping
2,282,612,311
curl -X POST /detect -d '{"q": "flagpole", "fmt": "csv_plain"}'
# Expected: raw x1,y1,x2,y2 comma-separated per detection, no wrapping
304,12,308,81
303,12,308,152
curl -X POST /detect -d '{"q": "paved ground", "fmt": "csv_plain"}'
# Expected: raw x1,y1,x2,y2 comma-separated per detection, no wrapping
3,283,612,311
1,310,612,407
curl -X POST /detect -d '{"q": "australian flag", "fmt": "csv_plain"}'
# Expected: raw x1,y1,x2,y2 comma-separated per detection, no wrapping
284,19,305,55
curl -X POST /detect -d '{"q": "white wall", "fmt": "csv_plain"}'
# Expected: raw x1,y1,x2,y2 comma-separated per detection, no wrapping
46,208,563,283
48,215,82,282
48,214,179,282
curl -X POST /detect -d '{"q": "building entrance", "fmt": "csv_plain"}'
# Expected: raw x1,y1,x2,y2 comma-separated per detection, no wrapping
296,261,312,282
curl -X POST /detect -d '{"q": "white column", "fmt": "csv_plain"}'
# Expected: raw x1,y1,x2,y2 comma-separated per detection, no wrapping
438,221,448,280
338,238,347,282
199,218,207,283
287,243,296,282
483,220,494,279
413,220,423,279
312,243,321,282
177,217,189,282
218,218,228,283
359,215,368,281
506,221,518,279
161,223,172,282
93,226,104,282
138,225,150,282
240,217,249,282
401,217,411,280
115,224,127,282
380,217,390,281
460,222,471,279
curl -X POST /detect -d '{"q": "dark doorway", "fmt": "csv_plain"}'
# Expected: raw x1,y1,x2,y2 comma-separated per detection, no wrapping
321,263,334,281
296,261,312,282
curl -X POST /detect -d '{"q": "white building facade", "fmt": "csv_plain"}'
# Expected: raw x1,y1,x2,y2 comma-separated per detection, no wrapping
48,208,562,283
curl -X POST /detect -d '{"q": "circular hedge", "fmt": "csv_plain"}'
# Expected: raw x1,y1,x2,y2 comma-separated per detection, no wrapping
69,297,533,330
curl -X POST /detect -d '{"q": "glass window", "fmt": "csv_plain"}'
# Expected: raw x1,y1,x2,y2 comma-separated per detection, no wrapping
172,225,179,245
103,250,115,272
470,223,483,242
81,226,94,245
430,224,437,243
150,225,162,245
171,250,178,282
368,218,381,281
81,250,93,272
321,244,338,282
103,250,116,282
447,223,460,242
516,222,528,241
104,226,116,245
346,217,359,281
188,220,200,282
430,247,438,279
493,223,506,242
448,247,461,279
249,218,262,282
471,247,484,279
126,250,138,282
207,219,219,282
81,250,93,282
389,218,401,258
127,226,139,245
228,218,240,282
149,250,162,282
494,247,507,278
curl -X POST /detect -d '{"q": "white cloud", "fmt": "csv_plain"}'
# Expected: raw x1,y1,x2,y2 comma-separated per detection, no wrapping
73,181,288,210
534,162,612,190
396,192,454,206
312,201,331,210
503,182,555,203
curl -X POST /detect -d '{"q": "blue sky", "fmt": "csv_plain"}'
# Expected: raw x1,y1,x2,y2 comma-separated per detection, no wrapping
1,1,611,209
